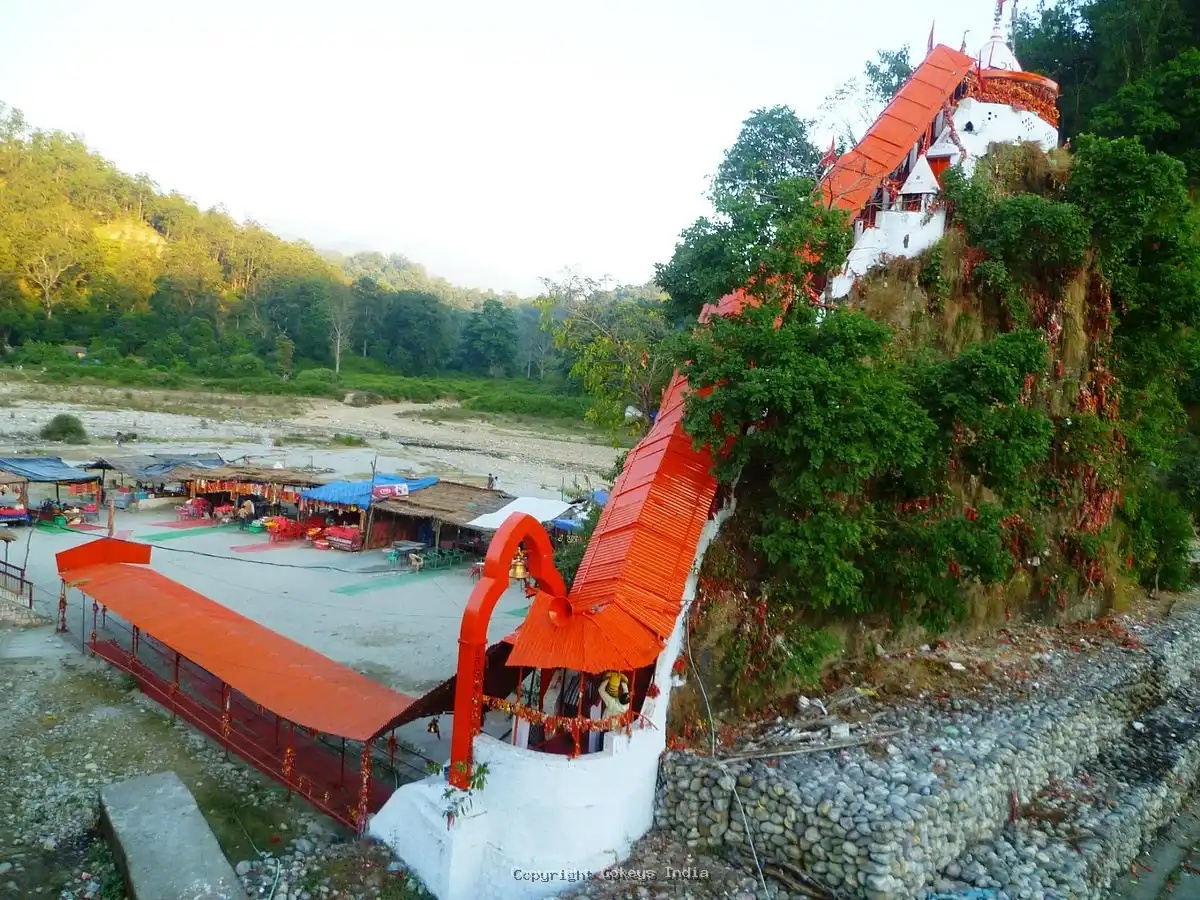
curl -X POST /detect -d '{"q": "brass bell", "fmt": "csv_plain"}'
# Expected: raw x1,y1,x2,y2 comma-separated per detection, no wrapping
509,550,528,581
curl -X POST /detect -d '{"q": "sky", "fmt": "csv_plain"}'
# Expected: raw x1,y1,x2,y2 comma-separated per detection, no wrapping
0,0,1001,295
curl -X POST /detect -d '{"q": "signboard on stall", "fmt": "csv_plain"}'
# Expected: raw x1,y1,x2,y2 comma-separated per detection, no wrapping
371,483,409,500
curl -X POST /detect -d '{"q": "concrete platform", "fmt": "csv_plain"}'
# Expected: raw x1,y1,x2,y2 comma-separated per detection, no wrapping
100,771,247,900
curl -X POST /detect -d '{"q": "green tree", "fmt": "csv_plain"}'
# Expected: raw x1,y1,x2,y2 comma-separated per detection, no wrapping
1089,49,1200,184
711,106,824,204
9,205,97,319
458,298,517,376
864,45,914,102
540,273,675,433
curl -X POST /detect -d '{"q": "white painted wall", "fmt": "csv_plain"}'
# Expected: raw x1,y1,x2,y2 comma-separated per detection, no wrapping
830,99,1059,299
830,209,947,299
370,503,735,900
950,99,1059,178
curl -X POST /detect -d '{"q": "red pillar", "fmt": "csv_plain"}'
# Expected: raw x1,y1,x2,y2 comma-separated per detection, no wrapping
448,514,567,789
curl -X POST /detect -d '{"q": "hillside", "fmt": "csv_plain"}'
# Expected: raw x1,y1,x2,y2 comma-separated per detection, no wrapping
0,104,568,388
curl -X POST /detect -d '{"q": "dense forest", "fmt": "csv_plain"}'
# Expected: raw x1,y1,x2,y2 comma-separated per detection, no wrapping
648,0,1200,709
0,105,675,420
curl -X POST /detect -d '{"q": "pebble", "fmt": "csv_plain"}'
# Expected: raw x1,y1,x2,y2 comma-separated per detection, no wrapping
654,603,1200,898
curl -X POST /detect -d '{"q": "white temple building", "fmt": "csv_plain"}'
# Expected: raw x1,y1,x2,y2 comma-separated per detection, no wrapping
825,9,1061,298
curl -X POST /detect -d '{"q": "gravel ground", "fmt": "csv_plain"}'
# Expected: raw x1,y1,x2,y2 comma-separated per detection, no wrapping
0,616,425,899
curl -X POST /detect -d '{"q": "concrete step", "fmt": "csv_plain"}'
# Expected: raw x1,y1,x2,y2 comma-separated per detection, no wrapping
935,683,1200,899
101,770,247,900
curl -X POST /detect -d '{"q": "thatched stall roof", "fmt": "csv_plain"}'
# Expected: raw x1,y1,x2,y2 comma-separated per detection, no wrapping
373,481,513,528
170,464,331,488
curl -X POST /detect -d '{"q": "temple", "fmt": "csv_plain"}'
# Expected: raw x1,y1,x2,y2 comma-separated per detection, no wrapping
824,3,1059,299
369,5,1061,900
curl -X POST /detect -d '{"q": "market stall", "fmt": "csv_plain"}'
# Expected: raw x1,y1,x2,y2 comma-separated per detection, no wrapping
173,465,329,529
0,457,101,523
370,480,514,559
300,475,433,552
0,474,30,525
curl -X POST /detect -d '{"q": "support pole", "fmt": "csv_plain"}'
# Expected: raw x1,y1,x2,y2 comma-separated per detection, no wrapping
340,737,346,786
80,594,86,653
56,582,68,634
171,652,180,724
220,683,232,758
356,740,373,834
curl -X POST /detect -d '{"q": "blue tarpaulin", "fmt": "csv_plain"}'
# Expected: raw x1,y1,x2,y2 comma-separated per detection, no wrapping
0,457,97,484
550,518,583,532
591,489,610,507
140,455,224,479
301,475,439,509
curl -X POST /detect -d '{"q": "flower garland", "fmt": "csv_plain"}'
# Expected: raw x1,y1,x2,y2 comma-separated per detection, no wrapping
965,71,1060,128
482,696,638,735
355,744,373,833
281,746,296,781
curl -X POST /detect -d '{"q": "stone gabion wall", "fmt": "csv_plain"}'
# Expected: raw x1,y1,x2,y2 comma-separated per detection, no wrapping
655,608,1200,899
943,683,1200,899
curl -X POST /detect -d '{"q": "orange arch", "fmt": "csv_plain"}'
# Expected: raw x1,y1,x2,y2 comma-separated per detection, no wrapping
449,513,568,787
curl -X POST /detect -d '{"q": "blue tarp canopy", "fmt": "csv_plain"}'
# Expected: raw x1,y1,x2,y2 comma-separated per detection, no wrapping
140,455,224,479
550,518,584,532
0,457,97,484
591,489,610,507
86,454,226,480
301,475,439,509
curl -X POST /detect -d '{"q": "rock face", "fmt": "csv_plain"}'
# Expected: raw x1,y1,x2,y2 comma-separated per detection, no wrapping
654,604,1200,899
100,770,247,900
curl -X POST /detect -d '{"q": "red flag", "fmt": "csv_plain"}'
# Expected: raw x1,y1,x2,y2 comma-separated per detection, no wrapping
820,139,838,170
927,21,936,55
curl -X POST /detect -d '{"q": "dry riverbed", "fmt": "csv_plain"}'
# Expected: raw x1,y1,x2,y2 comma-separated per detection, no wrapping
0,380,621,498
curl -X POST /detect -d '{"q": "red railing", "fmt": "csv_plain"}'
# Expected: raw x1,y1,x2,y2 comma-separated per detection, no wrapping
0,559,35,609
79,601,418,831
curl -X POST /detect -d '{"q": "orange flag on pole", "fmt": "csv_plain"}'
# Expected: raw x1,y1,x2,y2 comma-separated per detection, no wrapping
820,138,838,170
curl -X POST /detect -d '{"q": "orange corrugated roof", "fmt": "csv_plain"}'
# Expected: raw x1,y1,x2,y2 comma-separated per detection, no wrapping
56,538,414,740
508,337,723,673
821,44,975,214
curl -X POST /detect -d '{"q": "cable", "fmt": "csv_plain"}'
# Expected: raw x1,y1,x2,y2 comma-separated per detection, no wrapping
681,499,769,899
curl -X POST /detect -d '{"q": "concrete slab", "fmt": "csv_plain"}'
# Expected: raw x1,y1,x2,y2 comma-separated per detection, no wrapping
0,624,75,661
100,771,247,900
1110,806,1200,900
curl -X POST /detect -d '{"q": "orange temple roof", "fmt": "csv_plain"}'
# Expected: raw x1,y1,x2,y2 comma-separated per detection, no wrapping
507,367,720,673
821,44,975,215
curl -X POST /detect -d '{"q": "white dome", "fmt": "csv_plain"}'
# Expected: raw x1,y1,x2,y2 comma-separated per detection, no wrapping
977,24,1021,71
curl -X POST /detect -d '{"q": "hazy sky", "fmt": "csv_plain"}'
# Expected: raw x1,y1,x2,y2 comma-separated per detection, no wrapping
0,0,1002,294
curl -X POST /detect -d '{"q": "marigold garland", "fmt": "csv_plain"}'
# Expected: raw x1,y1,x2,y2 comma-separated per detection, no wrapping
965,71,1060,127
482,695,637,734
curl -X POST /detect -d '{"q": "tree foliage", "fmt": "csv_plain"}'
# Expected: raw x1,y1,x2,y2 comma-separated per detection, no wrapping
538,272,675,435
0,101,578,388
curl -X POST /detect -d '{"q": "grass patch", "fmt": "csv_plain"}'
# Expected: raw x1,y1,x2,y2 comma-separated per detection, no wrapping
330,433,368,447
